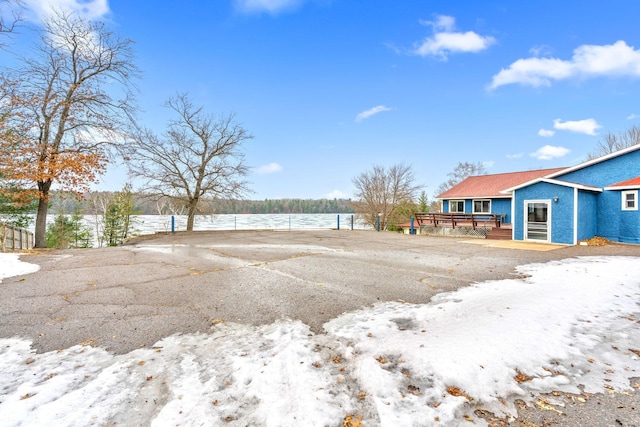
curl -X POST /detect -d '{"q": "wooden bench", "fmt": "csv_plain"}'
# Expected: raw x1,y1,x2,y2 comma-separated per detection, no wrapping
414,212,501,230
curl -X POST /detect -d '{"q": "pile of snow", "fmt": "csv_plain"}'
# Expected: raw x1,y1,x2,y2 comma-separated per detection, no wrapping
0,256,639,426
0,253,40,283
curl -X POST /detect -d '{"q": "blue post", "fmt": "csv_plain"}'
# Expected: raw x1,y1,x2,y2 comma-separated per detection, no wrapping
376,214,380,232
171,215,175,234
410,217,415,235
337,214,340,230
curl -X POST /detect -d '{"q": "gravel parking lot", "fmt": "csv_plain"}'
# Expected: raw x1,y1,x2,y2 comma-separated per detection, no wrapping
1,229,639,426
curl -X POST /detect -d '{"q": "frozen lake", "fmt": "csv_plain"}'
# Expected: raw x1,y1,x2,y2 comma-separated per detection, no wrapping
33,213,370,247
132,213,368,234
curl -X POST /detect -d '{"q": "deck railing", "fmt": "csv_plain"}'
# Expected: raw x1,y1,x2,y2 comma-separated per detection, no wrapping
414,212,501,230
1,223,34,251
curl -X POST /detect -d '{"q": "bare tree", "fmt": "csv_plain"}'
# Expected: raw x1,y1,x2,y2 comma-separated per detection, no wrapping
0,0,23,44
128,93,253,231
0,10,139,247
587,125,640,160
435,161,488,197
352,163,422,231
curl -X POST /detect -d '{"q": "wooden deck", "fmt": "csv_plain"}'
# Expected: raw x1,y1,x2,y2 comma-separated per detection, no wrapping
414,212,502,230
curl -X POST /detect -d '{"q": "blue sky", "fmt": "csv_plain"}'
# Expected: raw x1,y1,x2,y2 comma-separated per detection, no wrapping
5,0,640,200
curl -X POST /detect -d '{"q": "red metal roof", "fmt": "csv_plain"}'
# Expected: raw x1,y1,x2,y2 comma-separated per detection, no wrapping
607,176,640,188
437,168,566,199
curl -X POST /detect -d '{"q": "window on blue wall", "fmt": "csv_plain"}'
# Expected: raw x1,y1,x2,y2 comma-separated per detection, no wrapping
473,199,491,213
622,190,638,211
449,200,464,213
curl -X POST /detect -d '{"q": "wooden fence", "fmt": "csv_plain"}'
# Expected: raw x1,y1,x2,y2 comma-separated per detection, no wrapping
1,223,34,251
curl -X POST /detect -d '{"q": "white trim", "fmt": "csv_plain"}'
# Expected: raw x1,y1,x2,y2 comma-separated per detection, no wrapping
545,143,640,179
604,184,640,191
511,195,515,240
621,190,638,211
524,199,551,243
573,188,578,245
436,195,512,200
472,199,491,213
448,200,465,213
503,178,603,194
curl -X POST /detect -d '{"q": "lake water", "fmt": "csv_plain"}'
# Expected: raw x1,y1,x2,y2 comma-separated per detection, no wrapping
34,213,370,247
131,213,368,234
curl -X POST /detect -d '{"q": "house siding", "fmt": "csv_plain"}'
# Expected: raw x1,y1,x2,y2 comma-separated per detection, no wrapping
596,190,620,241
441,198,512,222
577,190,597,242
492,199,512,223
555,149,640,187
514,182,575,244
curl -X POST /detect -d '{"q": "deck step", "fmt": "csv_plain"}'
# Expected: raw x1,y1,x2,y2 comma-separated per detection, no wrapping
486,228,512,240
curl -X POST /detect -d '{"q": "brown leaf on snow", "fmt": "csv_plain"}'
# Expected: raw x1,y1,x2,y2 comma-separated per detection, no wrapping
407,385,421,396
376,356,388,364
447,386,473,402
341,415,363,427
629,349,640,357
514,369,533,383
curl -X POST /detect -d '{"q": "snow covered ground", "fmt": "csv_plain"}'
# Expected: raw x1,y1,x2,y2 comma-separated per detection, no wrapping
0,254,639,426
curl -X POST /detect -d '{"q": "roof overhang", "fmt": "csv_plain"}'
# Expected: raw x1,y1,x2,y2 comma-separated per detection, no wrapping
501,178,602,194
435,195,512,201
544,143,640,179
604,184,640,191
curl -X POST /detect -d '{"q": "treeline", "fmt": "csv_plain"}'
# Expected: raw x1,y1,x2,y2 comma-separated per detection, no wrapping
47,192,354,215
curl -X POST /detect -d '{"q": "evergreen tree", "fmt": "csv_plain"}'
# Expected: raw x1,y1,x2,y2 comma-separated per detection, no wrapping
102,184,138,246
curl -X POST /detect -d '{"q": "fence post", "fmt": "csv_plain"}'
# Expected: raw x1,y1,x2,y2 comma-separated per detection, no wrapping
351,215,354,230
1,224,6,252
410,217,415,235
171,216,175,234
376,214,381,232
337,214,340,230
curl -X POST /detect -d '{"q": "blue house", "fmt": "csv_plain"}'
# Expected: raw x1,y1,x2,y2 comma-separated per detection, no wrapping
437,144,640,244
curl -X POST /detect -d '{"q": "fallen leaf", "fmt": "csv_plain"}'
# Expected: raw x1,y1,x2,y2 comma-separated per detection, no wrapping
447,386,473,402
341,415,363,427
535,399,563,414
514,369,533,383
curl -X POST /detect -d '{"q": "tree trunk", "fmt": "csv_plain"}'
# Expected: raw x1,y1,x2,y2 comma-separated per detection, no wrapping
186,199,198,231
34,194,49,248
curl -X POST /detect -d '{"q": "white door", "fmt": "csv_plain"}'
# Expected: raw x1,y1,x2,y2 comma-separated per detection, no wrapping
525,201,550,242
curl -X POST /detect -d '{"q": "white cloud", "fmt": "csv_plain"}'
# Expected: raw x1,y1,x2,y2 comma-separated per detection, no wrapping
530,145,570,160
23,0,109,20
538,129,555,137
255,162,283,174
326,189,346,199
234,0,303,14
490,40,640,89
413,15,495,60
506,153,524,159
628,113,638,120
553,118,601,135
529,44,552,57
482,160,494,168
355,105,392,122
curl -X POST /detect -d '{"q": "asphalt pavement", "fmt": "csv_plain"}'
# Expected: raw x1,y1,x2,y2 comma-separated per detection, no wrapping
1,229,639,426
